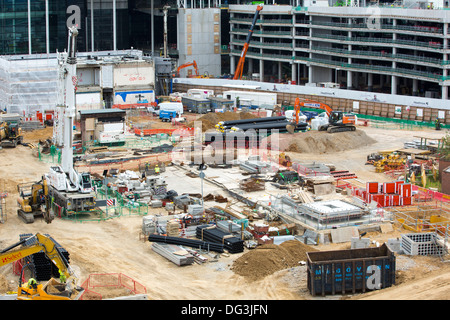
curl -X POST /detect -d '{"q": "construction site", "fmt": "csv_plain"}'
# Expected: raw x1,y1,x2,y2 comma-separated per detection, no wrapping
0,26,450,305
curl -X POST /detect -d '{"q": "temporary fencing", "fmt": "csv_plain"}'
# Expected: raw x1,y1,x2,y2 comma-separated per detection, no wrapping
79,273,147,300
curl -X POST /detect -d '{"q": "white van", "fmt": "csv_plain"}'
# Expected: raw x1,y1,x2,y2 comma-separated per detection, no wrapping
155,102,184,115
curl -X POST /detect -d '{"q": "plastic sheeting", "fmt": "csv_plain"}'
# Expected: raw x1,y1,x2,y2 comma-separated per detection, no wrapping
0,56,58,115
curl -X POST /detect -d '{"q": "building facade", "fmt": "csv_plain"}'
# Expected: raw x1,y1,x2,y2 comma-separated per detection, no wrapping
229,4,450,100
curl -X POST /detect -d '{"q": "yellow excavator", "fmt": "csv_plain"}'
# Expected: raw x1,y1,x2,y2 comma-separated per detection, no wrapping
17,177,55,224
0,233,84,300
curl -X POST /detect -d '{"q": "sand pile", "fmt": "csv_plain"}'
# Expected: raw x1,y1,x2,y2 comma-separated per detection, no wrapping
21,126,53,143
187,112,257,132
231,240,318,281
271,130,376,154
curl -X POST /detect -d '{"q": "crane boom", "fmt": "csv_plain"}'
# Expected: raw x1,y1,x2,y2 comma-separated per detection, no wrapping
233,5,263,80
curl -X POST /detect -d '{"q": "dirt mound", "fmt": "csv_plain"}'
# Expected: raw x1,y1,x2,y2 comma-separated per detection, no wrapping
274,129,376,154
231,240,318,281
21,126,53,143
187,112,257,132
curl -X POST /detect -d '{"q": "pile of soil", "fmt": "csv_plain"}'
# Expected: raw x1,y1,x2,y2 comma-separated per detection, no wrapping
21,126,53,143
275,130,376,154
187,112,257,132
231,240,318,281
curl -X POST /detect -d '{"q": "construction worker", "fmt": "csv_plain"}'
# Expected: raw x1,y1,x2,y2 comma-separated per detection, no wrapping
27,278,37,289
59,270,66,283
435,118,442,130
145,162,149,171
155,164,160,175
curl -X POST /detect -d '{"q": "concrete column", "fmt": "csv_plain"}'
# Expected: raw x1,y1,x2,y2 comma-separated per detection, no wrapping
28,0,31,54
347,71,353,89
278,61,282,81
113,0,117,51
91,0,94,51
45,0,49,54
443,69,448,99
259,59,264,82
368,73,373,92
391,75,397,95
291,63,297,84
308,66,313,84
230,56,235,76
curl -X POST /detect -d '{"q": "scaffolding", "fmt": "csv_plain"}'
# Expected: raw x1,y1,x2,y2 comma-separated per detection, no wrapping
0,55,58,115
389,204,450,260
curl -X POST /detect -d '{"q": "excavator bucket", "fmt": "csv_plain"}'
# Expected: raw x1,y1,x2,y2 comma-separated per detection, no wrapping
286,124,295,134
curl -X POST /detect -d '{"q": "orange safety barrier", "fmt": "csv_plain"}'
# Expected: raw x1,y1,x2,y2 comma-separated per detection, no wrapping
79,273,147,300
112,102,157,109
134,127,195,136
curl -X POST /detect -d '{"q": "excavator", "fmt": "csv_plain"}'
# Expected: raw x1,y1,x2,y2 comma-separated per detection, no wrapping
175,61,199,77
17,177,55,224
0,121,23,148
233,5,263,80
0,233,83,300
296,98,357,133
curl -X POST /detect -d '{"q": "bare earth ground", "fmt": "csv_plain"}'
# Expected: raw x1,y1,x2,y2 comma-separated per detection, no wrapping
0,125,449,301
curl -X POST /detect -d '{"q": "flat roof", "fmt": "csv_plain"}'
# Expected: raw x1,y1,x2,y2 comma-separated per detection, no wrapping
79,109,126,116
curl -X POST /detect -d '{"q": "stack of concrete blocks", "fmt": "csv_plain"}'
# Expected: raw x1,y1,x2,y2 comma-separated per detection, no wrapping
142,215,156,236
217,220,241,234
187,204,204,217
401,233,445,256
239,155,271,174
386,238,402,253
351,237,371,249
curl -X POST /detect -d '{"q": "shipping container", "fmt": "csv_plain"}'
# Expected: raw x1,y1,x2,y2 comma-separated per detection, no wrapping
208,96,234,112
306,244,396,296
181,96,211,114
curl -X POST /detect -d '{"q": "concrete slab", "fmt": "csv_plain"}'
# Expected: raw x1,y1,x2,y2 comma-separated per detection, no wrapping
330,226,359,243
379,223,394,234
351,237,371,249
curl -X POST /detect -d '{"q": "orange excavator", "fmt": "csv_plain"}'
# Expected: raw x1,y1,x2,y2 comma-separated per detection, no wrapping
175,61,199,78
296,98,357,133
233,5,263,80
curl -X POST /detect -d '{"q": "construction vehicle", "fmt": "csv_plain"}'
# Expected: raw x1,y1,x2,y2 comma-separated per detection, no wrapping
297,99,357,133
0,121,23,147
45,26,95,213
17,177,55,224
286,97,308,134
175,61,199,78
279,153,292,167
233,5,263,80
0,233,84,300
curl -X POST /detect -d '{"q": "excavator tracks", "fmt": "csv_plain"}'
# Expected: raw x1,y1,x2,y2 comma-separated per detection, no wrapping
327,126,356,133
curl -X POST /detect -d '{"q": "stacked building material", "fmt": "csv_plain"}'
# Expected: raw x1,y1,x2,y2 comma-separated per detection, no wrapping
239,177,265,192
216,220,242,233
362,181,412,207
239,159,271,174
148,234,224,253
196,225,244,253
19,233,70,281
151,243,195,266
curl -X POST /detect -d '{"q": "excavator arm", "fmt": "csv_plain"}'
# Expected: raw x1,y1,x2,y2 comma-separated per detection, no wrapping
0,233,72,279
176,61,199,77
